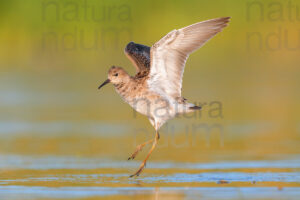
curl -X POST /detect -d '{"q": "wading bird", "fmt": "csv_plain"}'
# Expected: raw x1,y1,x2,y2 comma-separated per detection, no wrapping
98,17,230,177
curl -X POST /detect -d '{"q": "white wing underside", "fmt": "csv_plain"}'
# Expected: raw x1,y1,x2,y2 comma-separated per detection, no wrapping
148,17,230,99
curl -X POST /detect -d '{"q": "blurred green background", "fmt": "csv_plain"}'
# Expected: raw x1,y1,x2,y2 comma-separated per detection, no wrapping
0,0,299,165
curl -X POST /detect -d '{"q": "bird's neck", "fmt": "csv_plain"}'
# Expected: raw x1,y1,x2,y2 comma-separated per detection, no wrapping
113,81,132,104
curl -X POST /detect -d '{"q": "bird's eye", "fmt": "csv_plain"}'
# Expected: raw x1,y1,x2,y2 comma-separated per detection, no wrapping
114,73,118,77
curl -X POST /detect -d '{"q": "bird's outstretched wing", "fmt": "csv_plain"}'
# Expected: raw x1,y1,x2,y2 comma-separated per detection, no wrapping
148,17,230,98
124,42,151,74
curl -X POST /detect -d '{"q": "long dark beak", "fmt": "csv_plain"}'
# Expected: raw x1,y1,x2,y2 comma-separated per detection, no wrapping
98,79,110,89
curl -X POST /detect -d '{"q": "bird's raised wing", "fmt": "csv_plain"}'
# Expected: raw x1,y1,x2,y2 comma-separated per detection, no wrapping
148,17,230,98
124,42,151,74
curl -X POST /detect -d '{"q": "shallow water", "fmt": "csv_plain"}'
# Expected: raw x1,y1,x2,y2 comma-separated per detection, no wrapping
1,186,300,200
0,96,300,199
0,155,299,199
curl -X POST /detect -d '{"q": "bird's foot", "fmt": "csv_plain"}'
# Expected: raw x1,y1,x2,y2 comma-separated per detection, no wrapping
129,162,146,177
128,144,144,160
128,139,153,160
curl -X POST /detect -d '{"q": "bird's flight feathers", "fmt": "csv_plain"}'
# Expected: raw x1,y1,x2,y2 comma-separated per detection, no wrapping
148,17,230,98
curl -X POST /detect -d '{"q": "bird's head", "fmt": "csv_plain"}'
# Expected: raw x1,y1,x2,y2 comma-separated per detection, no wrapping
98,66,129,89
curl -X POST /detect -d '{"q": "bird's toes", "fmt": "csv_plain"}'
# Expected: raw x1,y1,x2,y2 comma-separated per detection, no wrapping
128,146,143,161
129,172,138,178
129,170,141,178
129,163,146,177
127,152,137,160
128,156,134,160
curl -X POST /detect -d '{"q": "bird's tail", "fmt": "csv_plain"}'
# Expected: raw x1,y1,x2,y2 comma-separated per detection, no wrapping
176,102,201,115
189,105,202,110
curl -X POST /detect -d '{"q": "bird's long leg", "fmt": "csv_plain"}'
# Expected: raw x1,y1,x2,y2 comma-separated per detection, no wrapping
130,131,160,177
128,138,153,160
